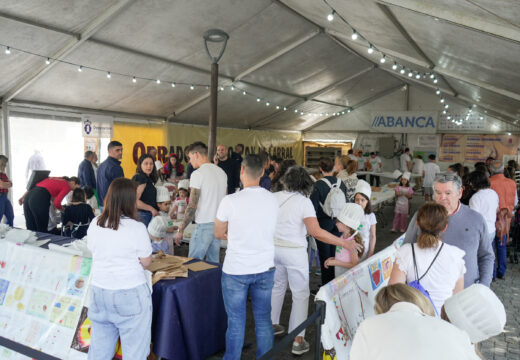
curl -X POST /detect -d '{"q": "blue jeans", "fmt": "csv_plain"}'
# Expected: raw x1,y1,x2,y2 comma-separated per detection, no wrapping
493,234,507,278
222,269,275,360
188,222,221,263
138,210,152,227
0,194,14,227
88,283,152,360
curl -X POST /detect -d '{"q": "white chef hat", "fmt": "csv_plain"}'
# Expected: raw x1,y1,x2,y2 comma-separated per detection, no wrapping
337,203,364,231
402,171,411,181
355,179,371,199
156,186,170,203
178,179,190,191
148,216,168,238
392,170,403,179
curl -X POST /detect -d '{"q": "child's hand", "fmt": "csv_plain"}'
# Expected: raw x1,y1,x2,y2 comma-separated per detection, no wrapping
324,257,336,269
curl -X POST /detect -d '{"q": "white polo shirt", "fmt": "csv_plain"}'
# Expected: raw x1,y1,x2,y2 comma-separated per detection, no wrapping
216,186,279,275
190,162,227,224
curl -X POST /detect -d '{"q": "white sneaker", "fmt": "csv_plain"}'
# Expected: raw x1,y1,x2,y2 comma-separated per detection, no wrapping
292,339,310,355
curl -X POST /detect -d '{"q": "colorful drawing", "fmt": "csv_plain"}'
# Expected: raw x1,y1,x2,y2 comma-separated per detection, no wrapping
0,278,9,305
368,261,383,290
70,256,82,274
3,283,31,311
382,257,393,280
66,274,87,297
26,289,56,319
50,296,82,329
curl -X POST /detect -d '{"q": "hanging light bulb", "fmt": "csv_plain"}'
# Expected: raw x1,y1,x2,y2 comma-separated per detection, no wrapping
392,62,398,70
327,10,335,21
300,111,304,115
171,82,176,88
367,44,374,54
266,101,270,106
156,79,161,84
242,90,246,95
5,47,10,55
444,104,449,109
283,107,287,111
442,110,447,114
351,30,358,40
220,86,224,91
45,58,51,65
256,98,261,102
433,78,438,84
276,105,280,109
77,65,83,72
106,72,111,79
400,67,406,74
230,85,235,91
408,71,413,77
348,108,352,113
447,115,452,120
132,76,137,83
341,111,345,115
440,98,445,103
294,109,298,113
189,85,194,90
415,73,421,79
380,55,386,63
435,88,441,95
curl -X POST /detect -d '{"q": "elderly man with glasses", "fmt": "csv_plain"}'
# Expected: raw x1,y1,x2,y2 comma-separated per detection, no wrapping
403,173,494,287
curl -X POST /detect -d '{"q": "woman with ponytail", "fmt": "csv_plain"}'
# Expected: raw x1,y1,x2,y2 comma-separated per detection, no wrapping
389,202,466,315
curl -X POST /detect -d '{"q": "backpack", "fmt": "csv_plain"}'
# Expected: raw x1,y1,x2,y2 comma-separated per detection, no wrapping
408,242,444,316
319,178,346,218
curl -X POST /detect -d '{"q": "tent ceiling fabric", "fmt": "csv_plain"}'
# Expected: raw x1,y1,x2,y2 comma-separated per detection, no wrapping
0,0,518,130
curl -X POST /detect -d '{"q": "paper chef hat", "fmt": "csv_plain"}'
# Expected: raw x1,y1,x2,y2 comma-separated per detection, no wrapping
355,179,372,199
156,186,170,203
392,170,403,179
178,179,190,191
148,216,168,238
402,172,411,181
337,203,364,231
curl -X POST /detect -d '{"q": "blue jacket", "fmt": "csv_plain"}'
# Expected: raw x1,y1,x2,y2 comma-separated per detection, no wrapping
97,156,124,205
78,159,96,189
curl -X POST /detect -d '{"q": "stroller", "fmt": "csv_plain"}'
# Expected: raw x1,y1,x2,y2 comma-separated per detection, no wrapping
508,209,520,264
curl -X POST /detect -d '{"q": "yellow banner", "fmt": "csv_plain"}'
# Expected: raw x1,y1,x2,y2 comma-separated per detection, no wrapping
439,134,518,163
112,122,167,177
112,123,303,176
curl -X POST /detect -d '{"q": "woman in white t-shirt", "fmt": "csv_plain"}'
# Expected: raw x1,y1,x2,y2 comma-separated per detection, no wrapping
389,202,465,315
270,166,361,355
87,178,153,359
467,170,499,243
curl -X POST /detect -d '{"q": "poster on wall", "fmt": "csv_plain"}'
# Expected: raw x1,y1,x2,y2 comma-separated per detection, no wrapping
0,242,92,359
316,236,404,359
81,115,113,138
439,134,518,163
370,112,437,134
417,135,438,148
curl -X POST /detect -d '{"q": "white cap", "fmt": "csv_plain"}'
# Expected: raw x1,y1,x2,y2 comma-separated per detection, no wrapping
355,179,371,199
392,170,403,179
178,179,190,191
156,186,170,203
148,216,168,238
337,203,364,231
443,284,506,343
402,171,411,181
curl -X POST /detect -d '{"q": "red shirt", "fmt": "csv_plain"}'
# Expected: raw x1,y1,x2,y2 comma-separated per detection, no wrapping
37,177,71,210
489,174,517,214
0,172,9,194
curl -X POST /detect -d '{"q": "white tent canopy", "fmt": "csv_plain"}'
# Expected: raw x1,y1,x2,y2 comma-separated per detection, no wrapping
0,0,518,132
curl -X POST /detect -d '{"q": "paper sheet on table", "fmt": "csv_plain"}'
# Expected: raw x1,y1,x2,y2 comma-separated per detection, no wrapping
148,254,193,273
186,261,218,272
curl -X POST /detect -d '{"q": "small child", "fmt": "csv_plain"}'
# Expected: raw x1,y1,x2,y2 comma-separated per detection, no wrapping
61,188,95,239
324,203,365,277
83,185,99,215
392,172,414,233
148,215,169,254
169,179,190,220
354,180,377,260
156,186,176,254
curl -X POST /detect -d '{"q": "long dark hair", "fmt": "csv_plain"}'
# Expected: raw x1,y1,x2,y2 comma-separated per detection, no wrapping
97,178,138,230
165,153,183,176
62,176,81,185
271,159,297,192
136,154,158,183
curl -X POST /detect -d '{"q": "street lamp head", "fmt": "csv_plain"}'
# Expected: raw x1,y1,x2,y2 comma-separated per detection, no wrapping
203,29,230,64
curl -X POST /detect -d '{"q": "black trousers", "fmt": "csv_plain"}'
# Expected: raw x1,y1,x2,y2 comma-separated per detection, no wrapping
24,187,51,232
370,175,380,187
316,239,337,285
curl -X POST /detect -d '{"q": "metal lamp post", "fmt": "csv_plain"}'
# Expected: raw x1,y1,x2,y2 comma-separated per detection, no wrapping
203,29,229,160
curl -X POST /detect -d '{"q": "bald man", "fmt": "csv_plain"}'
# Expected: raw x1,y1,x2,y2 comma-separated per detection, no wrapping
214,144,240,194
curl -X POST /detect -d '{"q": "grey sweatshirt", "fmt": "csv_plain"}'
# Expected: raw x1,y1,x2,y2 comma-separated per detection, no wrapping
403,203,494,287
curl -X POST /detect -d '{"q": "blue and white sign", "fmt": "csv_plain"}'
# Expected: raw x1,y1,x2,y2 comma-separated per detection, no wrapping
370,111,438,133
81,115,113,138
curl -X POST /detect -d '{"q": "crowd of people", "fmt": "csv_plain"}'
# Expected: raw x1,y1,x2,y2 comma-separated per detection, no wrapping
0,142,512,359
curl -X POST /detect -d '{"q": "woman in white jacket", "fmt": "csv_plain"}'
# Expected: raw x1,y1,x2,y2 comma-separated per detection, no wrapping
270,166,361,355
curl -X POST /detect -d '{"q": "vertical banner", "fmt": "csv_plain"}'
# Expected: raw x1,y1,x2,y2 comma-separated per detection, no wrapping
112,123,167,178
316,236,404,359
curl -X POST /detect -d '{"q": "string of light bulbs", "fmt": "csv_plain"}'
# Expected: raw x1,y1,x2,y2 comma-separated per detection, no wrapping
0,42,355,119
322,0,486,127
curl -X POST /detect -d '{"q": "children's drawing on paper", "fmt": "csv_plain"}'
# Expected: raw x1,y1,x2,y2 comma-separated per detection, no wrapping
26,289,56,319
51,296,82,329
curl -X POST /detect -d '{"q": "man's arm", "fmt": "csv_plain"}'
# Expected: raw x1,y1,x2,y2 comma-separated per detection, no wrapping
477,221,494,286
174,188,200,245
214,219,228,240
402,211,419,244
110,165,124,180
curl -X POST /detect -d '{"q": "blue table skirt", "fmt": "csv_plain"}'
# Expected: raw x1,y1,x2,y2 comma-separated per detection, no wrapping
35,231,227,359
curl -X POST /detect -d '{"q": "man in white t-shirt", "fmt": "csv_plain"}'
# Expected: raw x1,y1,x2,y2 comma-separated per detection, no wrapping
423,154,440,201
368,152,382,187
400,148,411,172
175,142,227,263
412,155,425,190
215,154,279,359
